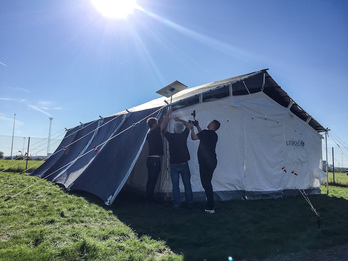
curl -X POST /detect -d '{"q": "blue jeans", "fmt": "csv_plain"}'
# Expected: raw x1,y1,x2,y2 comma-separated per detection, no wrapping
146,157,161,204
170,162,193,206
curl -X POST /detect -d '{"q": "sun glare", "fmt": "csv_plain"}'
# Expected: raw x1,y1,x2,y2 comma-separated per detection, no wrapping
91,0,137,19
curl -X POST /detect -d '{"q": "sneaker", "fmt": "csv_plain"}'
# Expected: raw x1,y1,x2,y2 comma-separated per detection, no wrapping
205,209,215,214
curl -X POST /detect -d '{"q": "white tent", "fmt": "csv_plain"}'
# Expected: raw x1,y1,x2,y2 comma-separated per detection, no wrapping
32,69,327,204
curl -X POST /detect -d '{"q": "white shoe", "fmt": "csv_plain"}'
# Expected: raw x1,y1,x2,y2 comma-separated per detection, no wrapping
205,209,215,214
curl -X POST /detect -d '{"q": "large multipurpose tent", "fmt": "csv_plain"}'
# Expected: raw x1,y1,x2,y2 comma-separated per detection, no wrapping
31,69,327,205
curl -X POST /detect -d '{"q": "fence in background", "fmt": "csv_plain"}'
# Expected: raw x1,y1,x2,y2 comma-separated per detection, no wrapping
0,135,63,158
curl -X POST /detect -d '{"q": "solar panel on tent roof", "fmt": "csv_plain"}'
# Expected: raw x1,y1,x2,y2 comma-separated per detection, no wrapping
156,80,187,98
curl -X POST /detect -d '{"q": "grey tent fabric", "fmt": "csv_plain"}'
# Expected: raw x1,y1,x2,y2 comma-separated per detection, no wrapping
31,107,162,205
30,125,80,179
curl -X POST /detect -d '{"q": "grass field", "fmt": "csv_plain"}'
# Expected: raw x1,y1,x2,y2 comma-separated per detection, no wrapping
0,172,179,261
1,163,348,260
0,159,44,174
324,171,348,186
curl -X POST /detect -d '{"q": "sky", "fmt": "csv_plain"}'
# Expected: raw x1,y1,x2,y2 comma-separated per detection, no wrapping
0,0,348,165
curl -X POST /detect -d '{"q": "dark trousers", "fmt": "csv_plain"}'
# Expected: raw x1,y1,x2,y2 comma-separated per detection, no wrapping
199,159,217,210
146,157,161,204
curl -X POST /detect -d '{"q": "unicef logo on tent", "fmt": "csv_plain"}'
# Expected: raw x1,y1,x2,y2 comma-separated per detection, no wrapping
286,140,305,147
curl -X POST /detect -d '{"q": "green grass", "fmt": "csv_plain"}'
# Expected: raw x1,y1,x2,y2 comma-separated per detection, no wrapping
1,169,348,260
0,172,179,261
324,171,348,186
0,159,44,173
114,186,348,260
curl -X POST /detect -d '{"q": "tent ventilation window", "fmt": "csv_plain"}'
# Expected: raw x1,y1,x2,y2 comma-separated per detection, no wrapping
291,105,307,121
202,85,230,102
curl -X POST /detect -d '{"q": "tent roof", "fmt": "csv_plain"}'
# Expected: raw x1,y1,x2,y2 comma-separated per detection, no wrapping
121,69,326,133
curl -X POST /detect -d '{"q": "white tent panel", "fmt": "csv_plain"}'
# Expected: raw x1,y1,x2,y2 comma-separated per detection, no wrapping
240,93,286,192
126,92,326,201
171,97,246,194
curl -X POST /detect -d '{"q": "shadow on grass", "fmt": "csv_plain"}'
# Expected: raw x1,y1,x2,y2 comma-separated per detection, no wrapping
71,189,348,261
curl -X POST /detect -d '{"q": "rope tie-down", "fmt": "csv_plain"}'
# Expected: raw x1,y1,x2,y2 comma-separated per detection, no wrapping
299,189,321,228
282,167,321,228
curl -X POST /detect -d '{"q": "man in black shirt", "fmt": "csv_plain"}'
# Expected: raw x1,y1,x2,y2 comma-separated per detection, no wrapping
145,109,170,206
163,114,193,209
190,119,220,213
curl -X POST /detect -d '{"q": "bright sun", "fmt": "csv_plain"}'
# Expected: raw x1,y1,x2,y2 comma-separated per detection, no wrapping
91,0,137,19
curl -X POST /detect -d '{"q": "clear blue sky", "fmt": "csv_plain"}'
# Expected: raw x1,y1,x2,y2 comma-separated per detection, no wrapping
1,0,348,165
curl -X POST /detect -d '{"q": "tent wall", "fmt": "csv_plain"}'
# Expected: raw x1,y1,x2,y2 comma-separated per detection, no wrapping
126,92,325,201
31,125,80,179
31,107,161,205
31,121,101,181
